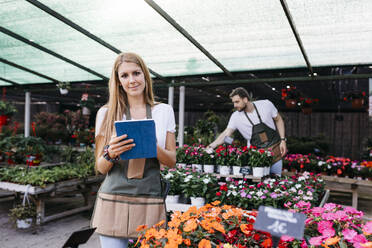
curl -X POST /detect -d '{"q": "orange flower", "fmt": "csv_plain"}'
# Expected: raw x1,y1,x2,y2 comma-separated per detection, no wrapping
261,238,272,248
200,219,214,233
222,205,232,210
166,229,183,245
322,236,340,247
198,239,212,248
155,220,165,227
211,200,221,206
164,242,178,248
361,242,372,248
155,228,166,239
144,228,157,240
240,224,253,235
183,239,191,246
211,221,225,234
184,219,198,232
168,218,181,228
136,224,148,232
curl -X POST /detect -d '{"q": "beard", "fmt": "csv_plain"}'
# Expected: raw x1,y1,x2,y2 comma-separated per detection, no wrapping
237,103,247,112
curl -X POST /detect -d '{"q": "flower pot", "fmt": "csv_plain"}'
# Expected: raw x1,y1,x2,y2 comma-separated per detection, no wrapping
166,195,180,204
203,164,214,173
218,165,231,175
190,197,205,207
351,98,364,109
192,164,203,172
82,106,91,115
0,115,9,126
232,166,242,176
301,107,312,115
285,99,297,108
252,167,265,177
264,166,270,176
59,88,69,95
16,218,32,229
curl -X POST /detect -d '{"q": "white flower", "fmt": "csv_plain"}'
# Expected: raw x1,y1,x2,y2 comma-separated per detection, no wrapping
290,187,297,193
203,178,210,184
307,191,313,196
164,173,173,179
327,164,331,169
298,190,303,195
298,176,305,181
318,161,325,166
256,191,263,197
295,184,302,189
184,175,193,182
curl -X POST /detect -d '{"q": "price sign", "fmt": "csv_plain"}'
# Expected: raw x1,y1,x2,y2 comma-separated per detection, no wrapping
254,206,306,240
240,167,251,175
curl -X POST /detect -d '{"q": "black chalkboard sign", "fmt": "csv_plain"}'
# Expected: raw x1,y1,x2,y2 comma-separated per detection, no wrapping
254,206,306,240
62,227,96,248
240,167,251,175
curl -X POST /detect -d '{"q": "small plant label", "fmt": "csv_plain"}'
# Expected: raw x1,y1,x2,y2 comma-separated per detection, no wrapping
254,206,306,240
240,167,251,175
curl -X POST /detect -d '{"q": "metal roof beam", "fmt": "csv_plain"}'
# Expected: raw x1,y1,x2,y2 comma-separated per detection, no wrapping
144,0,233,78
24,0,166,81
279,0,314,76
153,73,372,88
0,58,58,83
0,77,20,86
0,26,108,81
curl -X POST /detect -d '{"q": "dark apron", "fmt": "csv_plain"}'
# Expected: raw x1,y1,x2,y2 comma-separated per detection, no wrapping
91,104,166,238
244,103,282,163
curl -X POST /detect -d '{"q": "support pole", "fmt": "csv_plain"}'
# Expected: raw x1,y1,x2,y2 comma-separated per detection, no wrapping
24,91,31,137
168,85,174,107
178,86,185,147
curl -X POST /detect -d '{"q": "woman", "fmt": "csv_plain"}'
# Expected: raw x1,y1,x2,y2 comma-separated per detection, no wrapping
91,52,176,248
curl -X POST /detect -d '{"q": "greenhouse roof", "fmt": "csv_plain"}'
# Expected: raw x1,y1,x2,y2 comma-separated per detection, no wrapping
1,0,372,88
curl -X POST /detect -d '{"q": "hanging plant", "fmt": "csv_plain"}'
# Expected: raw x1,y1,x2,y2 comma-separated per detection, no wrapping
57,82,71,95
343,90,367,109
281,86,301,108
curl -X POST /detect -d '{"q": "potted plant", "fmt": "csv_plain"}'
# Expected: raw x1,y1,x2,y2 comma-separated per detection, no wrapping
215,145,231,175
281,86,301,108
162,167,183,203
202,148,215,173
180,172,215,206
56,81,71,95
248,148,273,177
0,100,17,126
299,97,319,115
80,93,95,115
9,204,36,229
343,90,367,109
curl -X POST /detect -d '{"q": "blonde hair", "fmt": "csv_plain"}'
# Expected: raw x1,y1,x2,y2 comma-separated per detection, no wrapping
95,53,155,169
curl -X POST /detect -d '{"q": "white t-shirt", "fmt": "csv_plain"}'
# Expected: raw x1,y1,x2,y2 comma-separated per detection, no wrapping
95,103,176,149
227,100,278,146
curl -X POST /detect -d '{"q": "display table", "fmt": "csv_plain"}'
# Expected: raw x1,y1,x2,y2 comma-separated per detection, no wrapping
0,175,104,224
283,171,372,209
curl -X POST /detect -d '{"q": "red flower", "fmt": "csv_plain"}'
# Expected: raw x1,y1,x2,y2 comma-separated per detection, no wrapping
216,192,221,196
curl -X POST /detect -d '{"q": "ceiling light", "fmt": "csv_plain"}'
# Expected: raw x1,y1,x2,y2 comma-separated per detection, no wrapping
272,87,276,91
216,95,221,98
286,85,290,89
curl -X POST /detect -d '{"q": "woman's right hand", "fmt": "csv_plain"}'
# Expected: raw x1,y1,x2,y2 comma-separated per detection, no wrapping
107,134,135,159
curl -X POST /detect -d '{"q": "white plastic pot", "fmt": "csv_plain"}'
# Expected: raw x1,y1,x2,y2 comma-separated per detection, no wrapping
190,197,205,207
166,195,180,204
203,164,214,173
16,218,32,229
252,167,265,177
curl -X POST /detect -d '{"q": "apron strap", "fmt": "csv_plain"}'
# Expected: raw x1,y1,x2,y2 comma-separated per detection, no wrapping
252,103,263,123
125,104,152,120
243,103,263,125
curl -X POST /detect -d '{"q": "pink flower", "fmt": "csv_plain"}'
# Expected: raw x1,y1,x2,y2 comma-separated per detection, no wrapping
311,207,325,216
342,229,358,242
352,234,368,248
322,212,338,221
300,240,308,248
363,221,372,235
323,203,337,211
334,210,349,221
309,236,324,246
318,221,335,237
